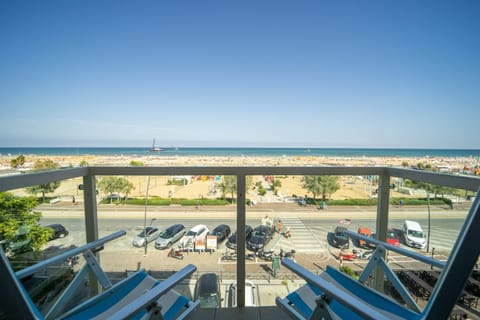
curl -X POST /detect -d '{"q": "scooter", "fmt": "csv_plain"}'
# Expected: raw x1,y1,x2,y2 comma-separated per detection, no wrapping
280,248,296,261
256,249,274,261
168,248,184,260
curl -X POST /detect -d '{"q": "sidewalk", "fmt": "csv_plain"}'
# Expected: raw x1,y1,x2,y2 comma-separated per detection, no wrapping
38,201,470,220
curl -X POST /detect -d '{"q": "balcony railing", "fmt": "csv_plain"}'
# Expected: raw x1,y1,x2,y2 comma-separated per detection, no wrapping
1,166,479,318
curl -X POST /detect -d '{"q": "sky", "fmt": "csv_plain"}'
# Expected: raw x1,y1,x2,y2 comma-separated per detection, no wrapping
0,1,479,149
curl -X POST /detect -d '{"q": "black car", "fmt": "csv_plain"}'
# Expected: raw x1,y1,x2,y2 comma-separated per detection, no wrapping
332,226,349,248
46,224,69,241
247,225,274,252
226,225,253,250
210,224,231,243
194,273,222,309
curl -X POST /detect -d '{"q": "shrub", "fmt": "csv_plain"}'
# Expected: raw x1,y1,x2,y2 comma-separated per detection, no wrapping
339,266,358,279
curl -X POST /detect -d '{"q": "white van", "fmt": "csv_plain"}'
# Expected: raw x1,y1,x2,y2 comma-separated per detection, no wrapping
403,220,426,249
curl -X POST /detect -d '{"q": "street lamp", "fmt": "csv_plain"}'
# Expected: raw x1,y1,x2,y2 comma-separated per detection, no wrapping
426,190,431,253
143,176,151,256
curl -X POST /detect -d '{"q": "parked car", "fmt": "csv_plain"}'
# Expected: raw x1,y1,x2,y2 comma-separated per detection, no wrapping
210,224,231,243
332,226,350,248
357,227,372,248
132,226,161,247
178,224,209,249
46,224,69,241
247,225,274,252
226,225,253,250
154,224,186,249
386,229,401,247
403,220,426,249
227,280,257,307
195,273,222,308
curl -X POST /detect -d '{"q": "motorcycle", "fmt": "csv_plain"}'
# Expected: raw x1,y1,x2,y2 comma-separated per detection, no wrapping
256,249,274,261
168,248,184,260
279,248,296,261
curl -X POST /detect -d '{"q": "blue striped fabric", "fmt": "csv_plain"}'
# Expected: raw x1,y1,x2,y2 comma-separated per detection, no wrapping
284,266,420,319
64,271,193,320
64,271,151,319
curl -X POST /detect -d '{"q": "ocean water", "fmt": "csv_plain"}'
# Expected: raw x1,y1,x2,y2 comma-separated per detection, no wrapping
0,147,479,158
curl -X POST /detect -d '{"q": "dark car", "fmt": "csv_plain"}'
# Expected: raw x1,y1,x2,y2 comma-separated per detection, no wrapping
46,224,69,241
332,226,349,248
226,225,253,250
154,224,186,249
247,225,274,252
194,273,222,308
210,224,231,243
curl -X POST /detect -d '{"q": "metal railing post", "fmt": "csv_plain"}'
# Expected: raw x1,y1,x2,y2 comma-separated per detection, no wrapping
236,174,246,308
374,172,390,292
82,173,100,296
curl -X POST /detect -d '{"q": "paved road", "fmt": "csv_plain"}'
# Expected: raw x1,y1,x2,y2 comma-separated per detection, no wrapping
40,209,465,252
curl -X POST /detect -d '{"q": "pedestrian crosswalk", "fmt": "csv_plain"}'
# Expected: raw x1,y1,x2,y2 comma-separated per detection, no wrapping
274,216,327,252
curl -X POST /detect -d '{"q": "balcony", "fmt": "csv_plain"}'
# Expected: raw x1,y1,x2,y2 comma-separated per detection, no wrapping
1,166,480,319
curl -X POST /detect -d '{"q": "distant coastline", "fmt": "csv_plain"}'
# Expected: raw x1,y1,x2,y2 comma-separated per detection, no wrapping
1,147,479,158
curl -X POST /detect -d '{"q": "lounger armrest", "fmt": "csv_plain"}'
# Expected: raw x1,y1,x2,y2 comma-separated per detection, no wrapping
176,300,201,320
16,230,126,279
107,264,197,319
281,259,392,320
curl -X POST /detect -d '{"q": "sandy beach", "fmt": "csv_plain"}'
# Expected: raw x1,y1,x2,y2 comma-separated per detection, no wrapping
2,153,477,202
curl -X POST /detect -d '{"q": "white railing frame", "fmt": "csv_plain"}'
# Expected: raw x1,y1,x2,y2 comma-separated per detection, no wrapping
1,166,479,309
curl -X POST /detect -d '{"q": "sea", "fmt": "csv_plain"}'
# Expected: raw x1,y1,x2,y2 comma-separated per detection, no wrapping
0,147,479,158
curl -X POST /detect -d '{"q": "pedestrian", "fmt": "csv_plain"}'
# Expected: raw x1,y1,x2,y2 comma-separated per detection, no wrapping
276,219,283,233
284,226,291,238
262,215,271,227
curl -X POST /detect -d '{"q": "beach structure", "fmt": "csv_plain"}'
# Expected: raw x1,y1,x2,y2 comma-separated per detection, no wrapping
0,165,479,319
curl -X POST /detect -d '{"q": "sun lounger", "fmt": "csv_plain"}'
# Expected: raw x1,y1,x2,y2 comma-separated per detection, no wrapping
0,230,199,320
276,188,480,319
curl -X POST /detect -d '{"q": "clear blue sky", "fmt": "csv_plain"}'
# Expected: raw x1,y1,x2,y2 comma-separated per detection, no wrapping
1,1,479,148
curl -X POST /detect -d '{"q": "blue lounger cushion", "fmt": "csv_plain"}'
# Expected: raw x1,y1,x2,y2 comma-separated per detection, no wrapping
282,265,419,320
62,270,192,320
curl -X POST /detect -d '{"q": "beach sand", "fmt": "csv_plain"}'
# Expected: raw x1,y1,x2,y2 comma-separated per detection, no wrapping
1,154,476,201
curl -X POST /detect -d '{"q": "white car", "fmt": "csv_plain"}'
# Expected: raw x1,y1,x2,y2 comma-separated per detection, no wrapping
178,224,209,249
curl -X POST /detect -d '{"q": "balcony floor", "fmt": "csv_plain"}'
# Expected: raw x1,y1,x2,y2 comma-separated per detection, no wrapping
191,306,291,320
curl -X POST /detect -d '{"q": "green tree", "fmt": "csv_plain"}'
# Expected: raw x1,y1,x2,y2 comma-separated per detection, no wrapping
129,160,144,166
0,192,52,255
79,160,89,167
26,159,61,203
10,155,26,169
219,176,253,204
302,175,340,201
97,177,135,203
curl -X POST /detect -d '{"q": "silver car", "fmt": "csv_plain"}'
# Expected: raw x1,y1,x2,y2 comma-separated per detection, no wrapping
132,226,161,247
155,224,186,249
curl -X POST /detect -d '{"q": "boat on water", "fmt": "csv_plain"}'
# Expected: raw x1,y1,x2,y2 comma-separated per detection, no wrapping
150,139,163,152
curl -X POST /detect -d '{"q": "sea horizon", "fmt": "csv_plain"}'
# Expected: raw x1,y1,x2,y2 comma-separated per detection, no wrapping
1,147,479,158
